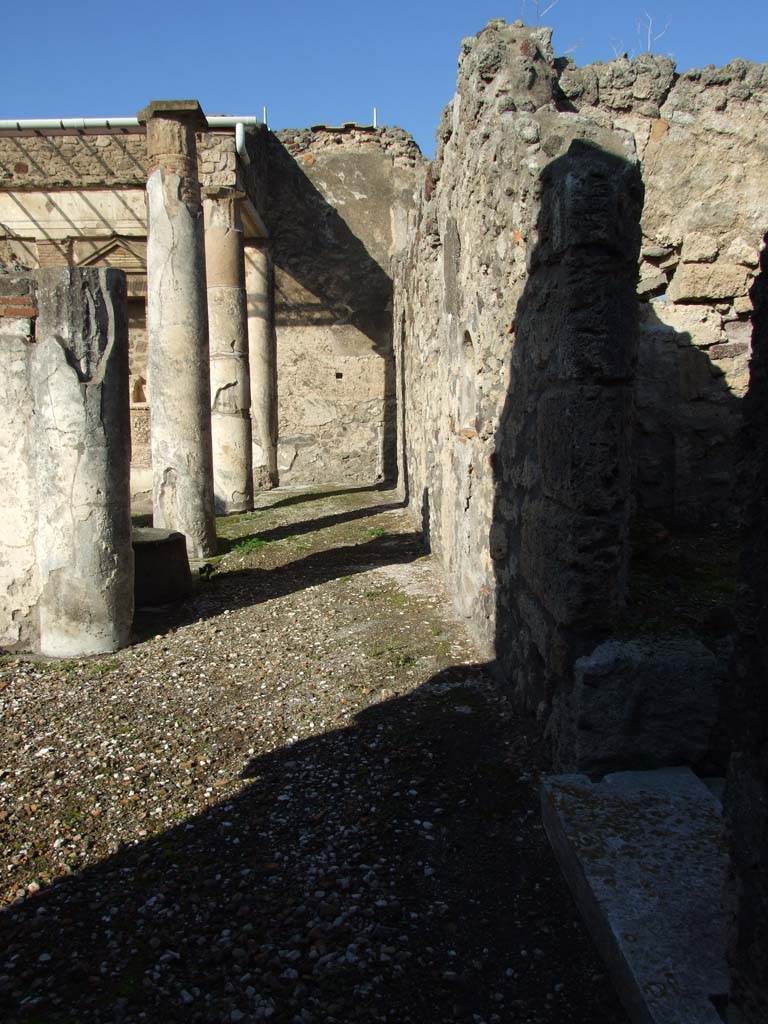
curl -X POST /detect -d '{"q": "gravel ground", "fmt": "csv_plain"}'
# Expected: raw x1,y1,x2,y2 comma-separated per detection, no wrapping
0,486,628,1024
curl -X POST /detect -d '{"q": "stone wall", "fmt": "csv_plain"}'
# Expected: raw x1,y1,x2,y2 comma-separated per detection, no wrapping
0,274,39,649
0,131,147,189
560,56,768,524
725,237,768,1024
395,21,642,713
0,267,133,655
0,126,268,196
266,126,422,485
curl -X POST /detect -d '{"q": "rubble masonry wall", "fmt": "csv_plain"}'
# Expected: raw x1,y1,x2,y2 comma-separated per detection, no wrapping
394,21,643,710
561,52,768,525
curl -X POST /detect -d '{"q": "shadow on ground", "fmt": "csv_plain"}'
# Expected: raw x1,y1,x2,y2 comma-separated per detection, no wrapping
134,529,423,643
2,486,628,1023
0,663,624,1024
217,501,404,552
260,485,387,512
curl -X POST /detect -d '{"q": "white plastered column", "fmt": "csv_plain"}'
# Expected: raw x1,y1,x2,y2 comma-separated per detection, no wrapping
244,242,278,489
205,190,253,512
139,99,217,558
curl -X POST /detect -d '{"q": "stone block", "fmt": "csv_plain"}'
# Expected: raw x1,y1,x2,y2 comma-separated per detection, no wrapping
709,342,748,361
650,301,722,347
668,261,750,303
637,272,667,298
137,99,207,126
725,236,760,267
541,768,728,1024
551,638,724,774
680,231,719,263
133,528,193,606
724,319,753,347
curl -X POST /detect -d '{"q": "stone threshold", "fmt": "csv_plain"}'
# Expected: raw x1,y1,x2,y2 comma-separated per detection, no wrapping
541,767,729,1024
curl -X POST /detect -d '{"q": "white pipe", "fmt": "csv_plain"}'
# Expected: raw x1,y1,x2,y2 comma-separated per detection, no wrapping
235,122,250,166
209,117,260,128
0,115,260,131
0,117,139,130
0,114,260,171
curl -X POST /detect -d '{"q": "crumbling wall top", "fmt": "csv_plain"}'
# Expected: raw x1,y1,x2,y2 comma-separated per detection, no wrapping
276,125,422,168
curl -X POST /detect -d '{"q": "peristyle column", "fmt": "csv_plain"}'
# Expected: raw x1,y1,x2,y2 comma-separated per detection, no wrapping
138,99,217,558
33,267,134,656
244,242,278,489
204,189,253,512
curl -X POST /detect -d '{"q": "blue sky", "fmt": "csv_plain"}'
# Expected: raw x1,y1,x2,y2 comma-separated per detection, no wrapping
2,1,765,156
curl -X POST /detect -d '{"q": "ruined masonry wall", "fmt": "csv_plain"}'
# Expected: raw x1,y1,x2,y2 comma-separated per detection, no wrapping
0,268,133,655
0,129,265,194
0,133,147,189
395,21,642,710
561,55,768,524
725,239,768,1024
267,126,423,485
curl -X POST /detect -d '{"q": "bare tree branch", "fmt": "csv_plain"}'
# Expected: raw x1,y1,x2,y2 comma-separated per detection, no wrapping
539,0,560,18
526,0,560,25
638,11,671,52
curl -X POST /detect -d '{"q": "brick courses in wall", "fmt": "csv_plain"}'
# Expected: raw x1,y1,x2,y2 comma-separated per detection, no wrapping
0,273,37,321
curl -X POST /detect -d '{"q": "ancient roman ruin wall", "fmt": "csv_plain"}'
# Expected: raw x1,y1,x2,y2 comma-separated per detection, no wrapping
396,19,767,714
266,126,423,485
0,127,266,195
0,274,40,650
725,238,768,1024
0,123,418,492
394,22,643,712
0,267,133,655
560,54,768,525
0,131,147,190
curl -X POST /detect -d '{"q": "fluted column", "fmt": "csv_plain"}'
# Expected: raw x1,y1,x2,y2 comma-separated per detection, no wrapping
204,190,253,513
138,99,217,558
244,242,278,489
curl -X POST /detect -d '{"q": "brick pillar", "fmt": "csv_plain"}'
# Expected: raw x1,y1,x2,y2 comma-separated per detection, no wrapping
36,240,72,267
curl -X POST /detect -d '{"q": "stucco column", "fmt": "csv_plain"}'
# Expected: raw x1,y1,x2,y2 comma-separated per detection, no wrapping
204,190,253,513
138,99,217,558
244,242,278,489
